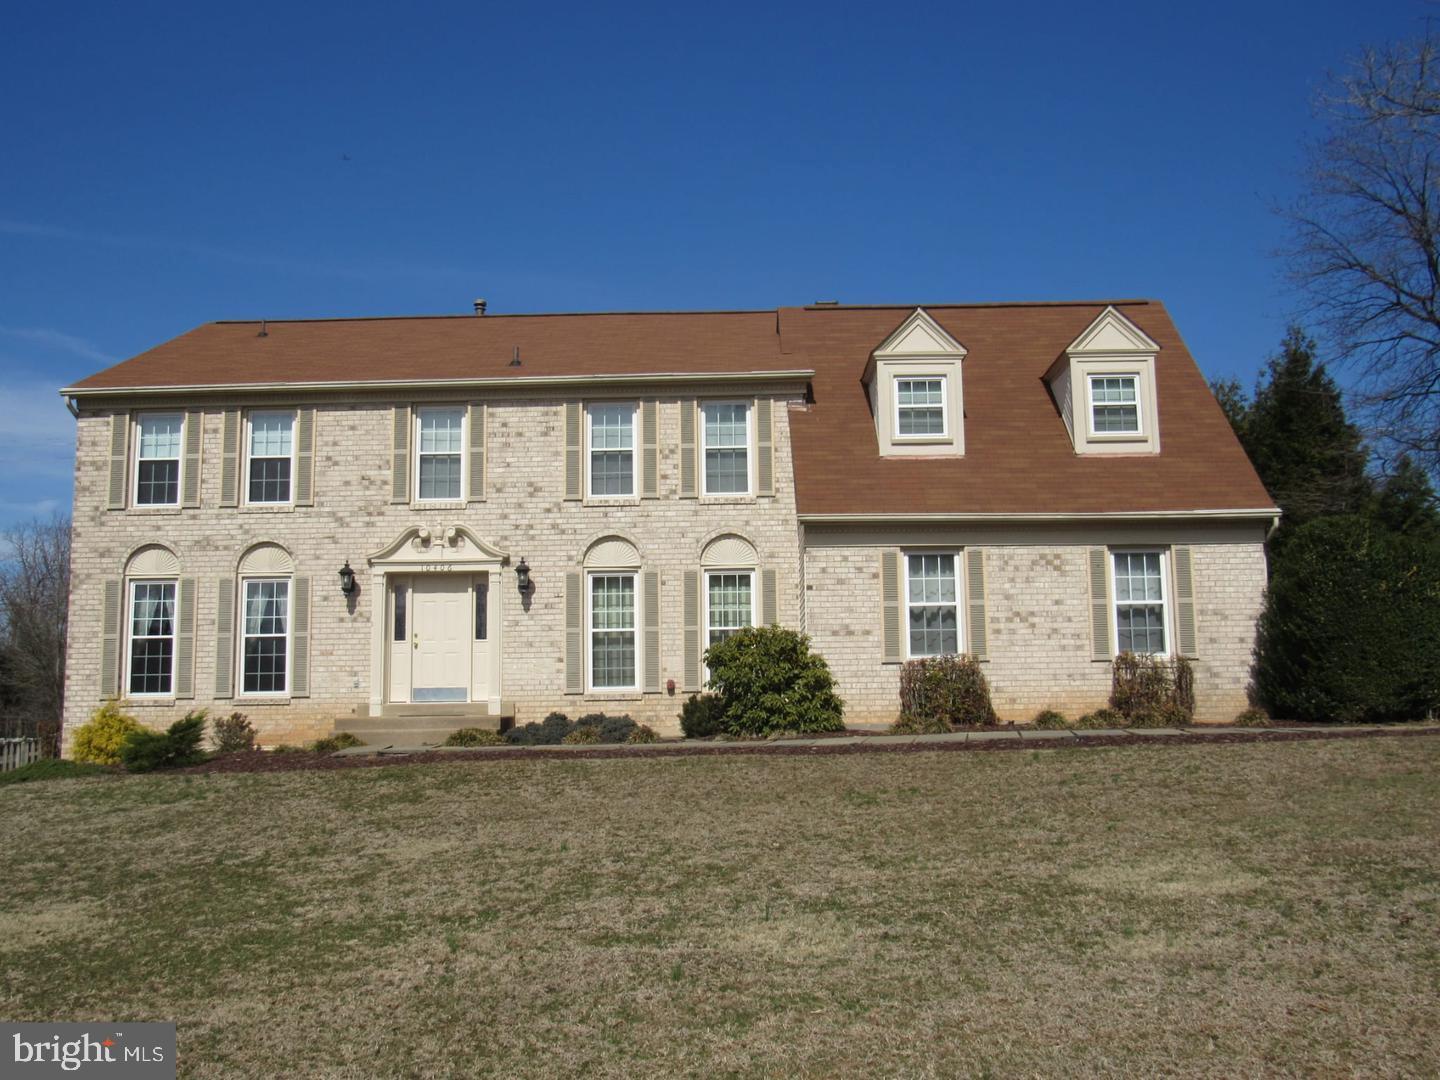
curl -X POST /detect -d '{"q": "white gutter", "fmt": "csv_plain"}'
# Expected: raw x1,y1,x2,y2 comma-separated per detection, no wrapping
799,508,1281,524
60,369,816,397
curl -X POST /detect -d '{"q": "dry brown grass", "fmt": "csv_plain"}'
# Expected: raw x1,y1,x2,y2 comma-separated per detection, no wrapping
2,739,1438,1077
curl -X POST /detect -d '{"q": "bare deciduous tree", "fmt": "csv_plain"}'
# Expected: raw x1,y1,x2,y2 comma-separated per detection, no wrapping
1287,33,1440,475
0,515,71,750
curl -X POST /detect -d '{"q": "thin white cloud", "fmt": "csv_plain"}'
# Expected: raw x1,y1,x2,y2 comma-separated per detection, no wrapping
0,381,76,482
0,325,116,364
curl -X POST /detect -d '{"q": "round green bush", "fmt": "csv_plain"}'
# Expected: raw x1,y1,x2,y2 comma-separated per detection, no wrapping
626,725,659,744
679,693,726,738
1254,516,1440,722
704,626,844,736
1031,709,1068,729
72,703,147,765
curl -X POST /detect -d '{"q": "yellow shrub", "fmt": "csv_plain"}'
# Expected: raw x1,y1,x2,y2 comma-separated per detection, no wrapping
72,702,148,765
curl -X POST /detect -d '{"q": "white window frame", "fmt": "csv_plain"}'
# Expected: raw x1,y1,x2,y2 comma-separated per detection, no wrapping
701,400,752,496
238,576,293,698
243,410,296,506
1086,373,1144,439
585,402,638,499
586,571,640,692
702,568,756,680
1110,548,1172,657
132,412,184,508
904,550,963,659
126,578,177,698
413,406,467,503
892,375,949,441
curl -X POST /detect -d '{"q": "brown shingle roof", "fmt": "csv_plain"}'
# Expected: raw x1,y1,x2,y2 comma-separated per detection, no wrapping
783,301,1275,516
65,301,1275,516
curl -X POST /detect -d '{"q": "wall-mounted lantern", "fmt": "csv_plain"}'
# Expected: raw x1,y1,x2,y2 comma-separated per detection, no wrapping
338,561,357,596
515,557,532,594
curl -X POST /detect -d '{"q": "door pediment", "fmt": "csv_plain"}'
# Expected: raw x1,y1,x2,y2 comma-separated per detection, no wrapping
367,525,510,568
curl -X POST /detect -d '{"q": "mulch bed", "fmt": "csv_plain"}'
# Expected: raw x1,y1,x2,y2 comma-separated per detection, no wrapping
169,725,1440,776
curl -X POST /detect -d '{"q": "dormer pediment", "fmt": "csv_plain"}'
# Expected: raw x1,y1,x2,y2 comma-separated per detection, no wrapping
1065,306,1159,356
872,308,968,363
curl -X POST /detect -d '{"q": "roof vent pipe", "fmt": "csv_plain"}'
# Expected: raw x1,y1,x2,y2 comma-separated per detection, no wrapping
473,299,488,315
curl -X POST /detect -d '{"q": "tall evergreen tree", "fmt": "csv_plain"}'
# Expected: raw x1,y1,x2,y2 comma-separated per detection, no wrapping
1227,327,1373,531
1372,455,1440,539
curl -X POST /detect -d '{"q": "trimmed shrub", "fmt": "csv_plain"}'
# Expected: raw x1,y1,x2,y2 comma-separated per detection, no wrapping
679,693,727,739
506,711,575,746
1233,707,1271,727
575,713,637,743
627,725,659,744
1073,707,1126,729
1254,516,1440,722
211,712,255,754
562,725,602,744
0,760,110,786
119,710,209,772
72,703,147,765
1032,709,1069,730
889,713,951,735
443,728,507,747
898,654,996,729
704,627,845,736
271,744,305,754
310,732,364,753
1111,653,1195,724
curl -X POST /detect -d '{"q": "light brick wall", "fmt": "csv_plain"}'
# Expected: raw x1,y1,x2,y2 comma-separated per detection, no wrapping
63,393,804,747
802,525,1268,726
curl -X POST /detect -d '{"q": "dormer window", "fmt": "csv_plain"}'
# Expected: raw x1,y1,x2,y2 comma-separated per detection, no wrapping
895,377,947,438
1048,306,1160,455
1087,374,1141,436
866,308,967,458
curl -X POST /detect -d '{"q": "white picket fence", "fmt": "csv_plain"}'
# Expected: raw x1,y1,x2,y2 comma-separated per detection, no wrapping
0,738,43,772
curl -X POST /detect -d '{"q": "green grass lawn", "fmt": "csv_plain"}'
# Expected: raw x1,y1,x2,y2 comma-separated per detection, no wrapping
3,739,1438,1077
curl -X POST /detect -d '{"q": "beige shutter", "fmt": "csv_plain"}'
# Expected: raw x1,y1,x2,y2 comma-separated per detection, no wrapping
641,400,659,499
214,577,236,699
643,570,661,692
1173,546,1198,658
291,575,311,697
965,548,989,661
100,578,123,698
106,413,129,510
679,399,698,498
761,568,778,626
467,403,486,502
682,569,701,691
564,571,584,693
755,398,774,497
181,411,203,508
881,550,902,663
390,406,411,504
1088,548,1114,661
219,408,241,507
564,402,582,501
295,408,316,506
175,577,197,698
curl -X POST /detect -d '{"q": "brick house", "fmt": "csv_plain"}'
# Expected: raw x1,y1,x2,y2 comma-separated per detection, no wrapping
59,300,1276,747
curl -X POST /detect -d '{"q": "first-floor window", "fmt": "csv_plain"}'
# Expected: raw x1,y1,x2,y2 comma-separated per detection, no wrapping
128,580,176,695
906,552,959,657
242,578,290,694
589,573,636,689
1113,551,1168,655
706,571,754,648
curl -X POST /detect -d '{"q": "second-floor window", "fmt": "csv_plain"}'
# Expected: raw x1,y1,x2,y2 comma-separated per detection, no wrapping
247,411,294,504
135,413,182,506
703,402,750,495
588,404,635,497
416,407,464,501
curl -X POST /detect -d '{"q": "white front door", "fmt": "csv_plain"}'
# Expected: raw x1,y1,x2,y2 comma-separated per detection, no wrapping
410,577,471,702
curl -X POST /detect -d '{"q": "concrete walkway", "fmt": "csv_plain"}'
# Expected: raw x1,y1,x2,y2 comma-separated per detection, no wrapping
333,723,1440,758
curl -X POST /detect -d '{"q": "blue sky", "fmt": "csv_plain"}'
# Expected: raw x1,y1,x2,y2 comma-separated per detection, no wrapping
0,1,1432,528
